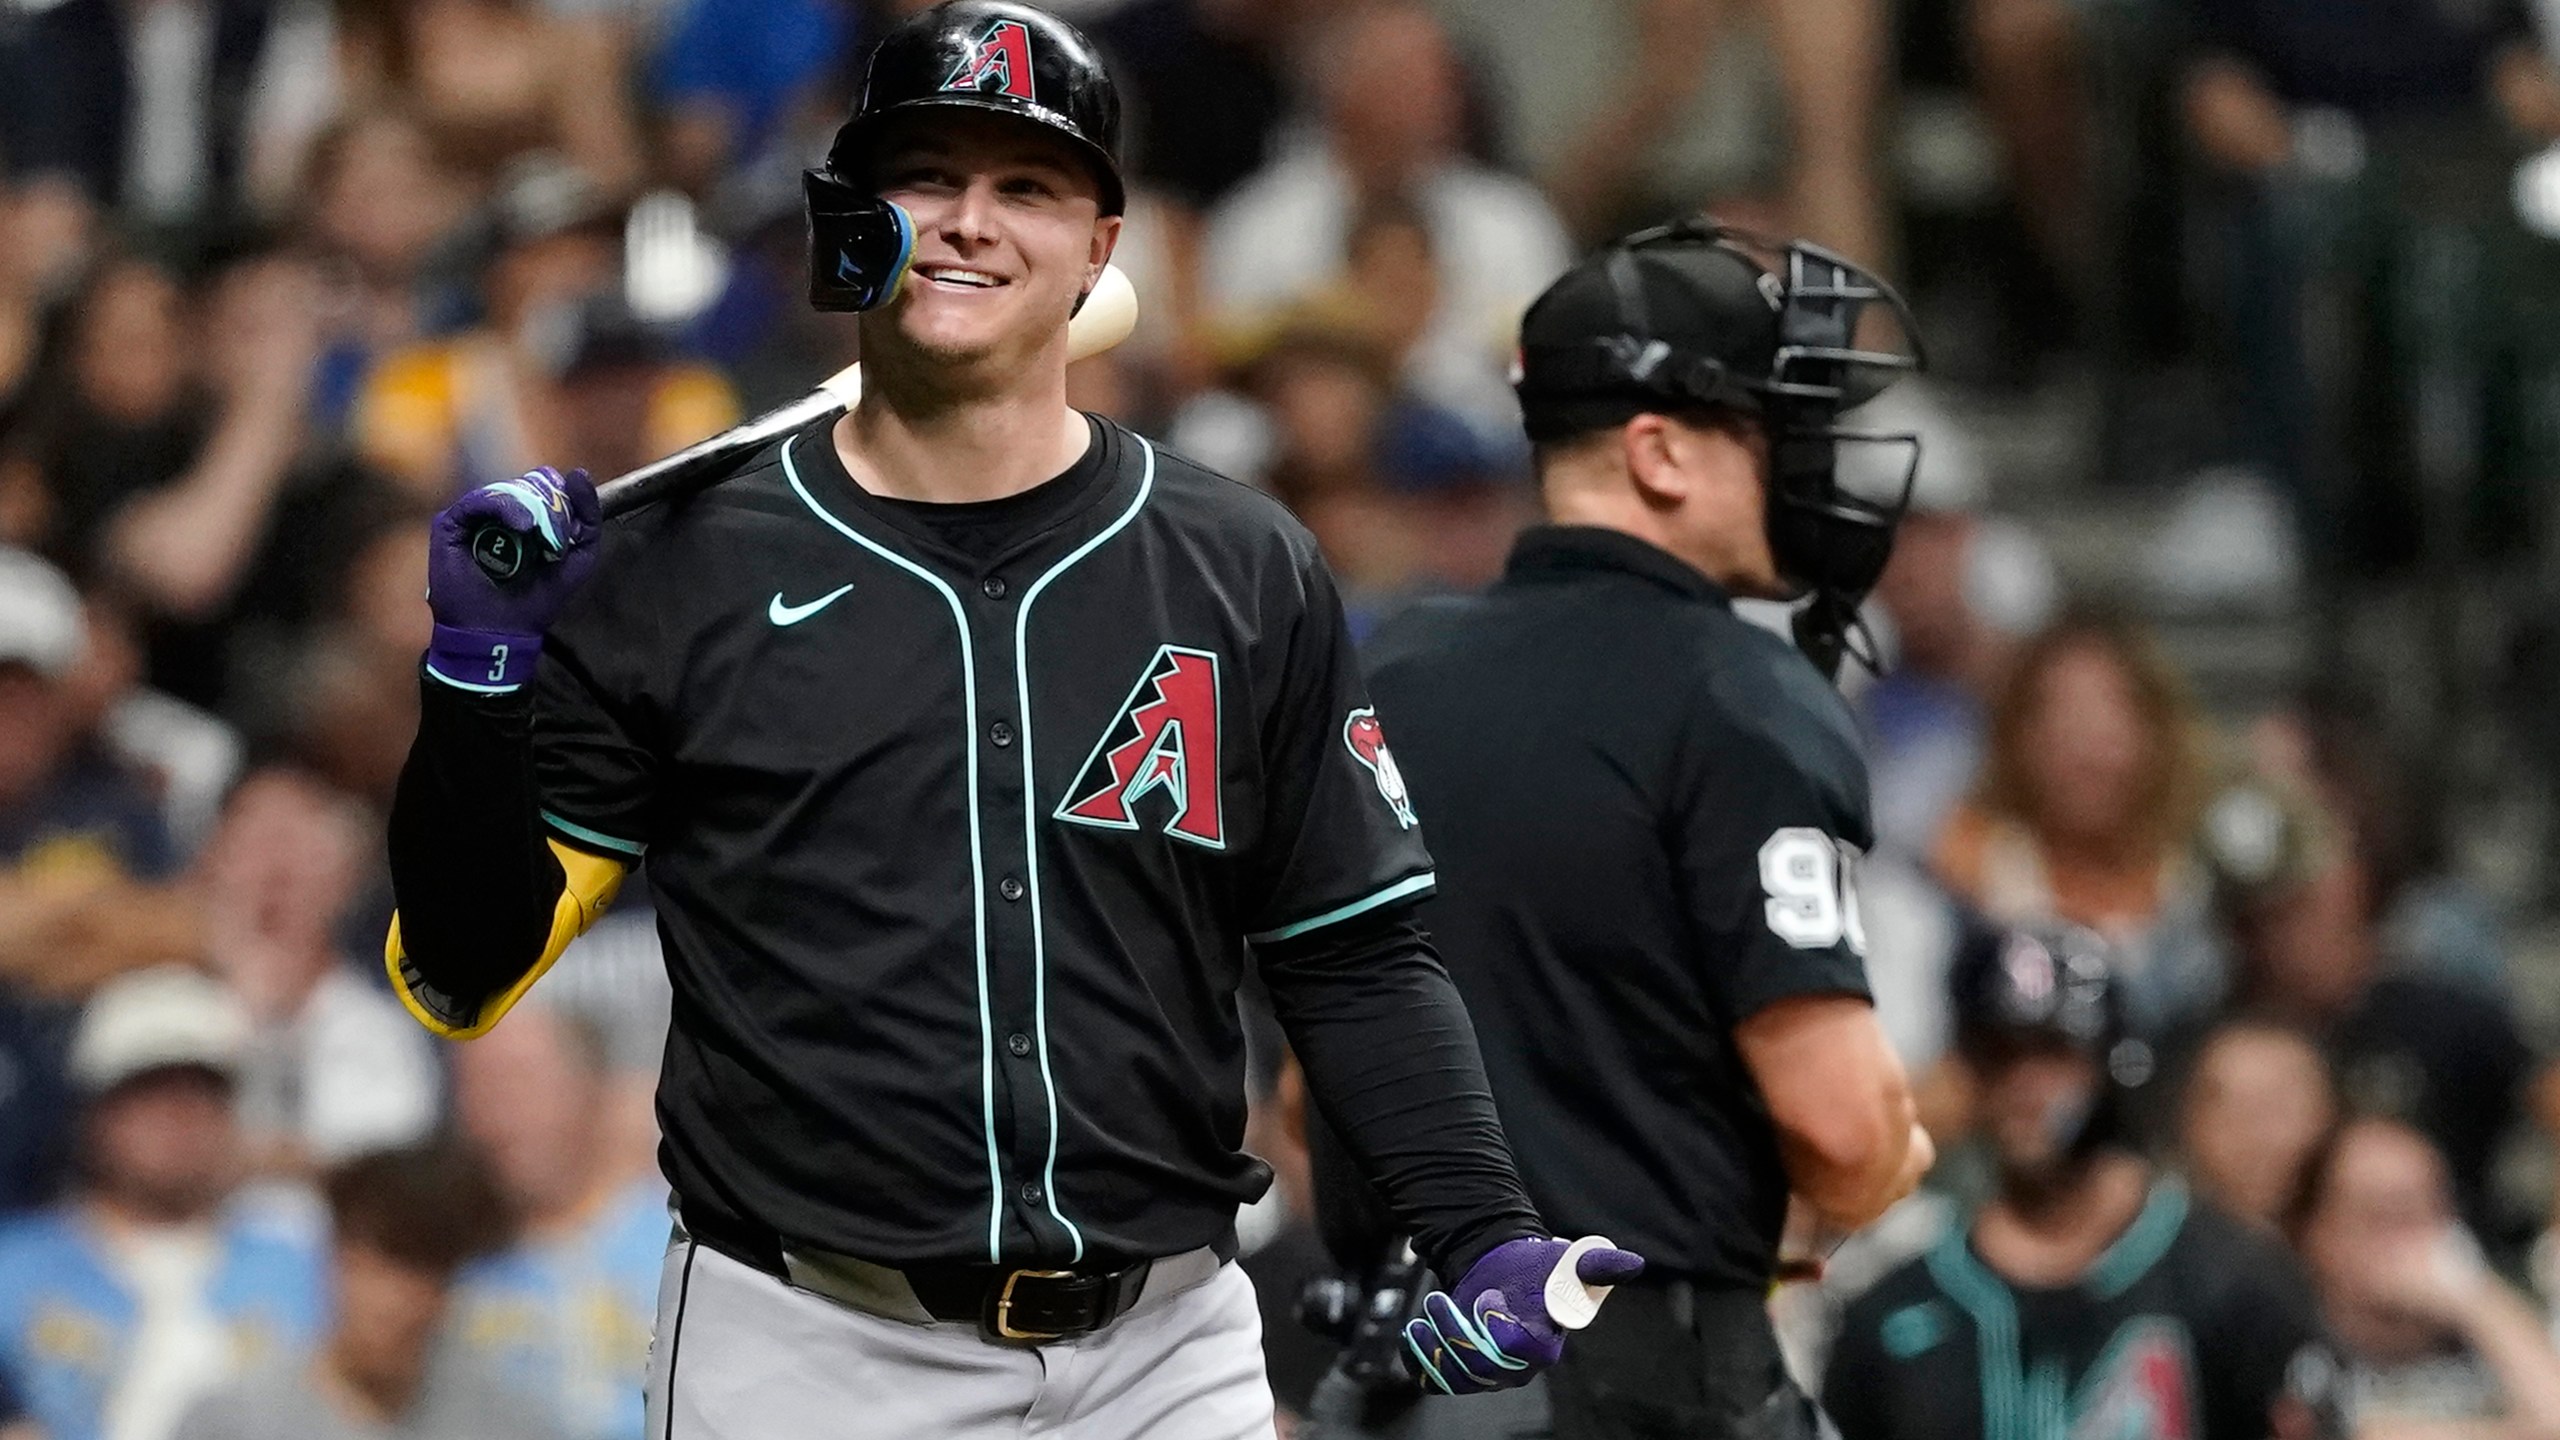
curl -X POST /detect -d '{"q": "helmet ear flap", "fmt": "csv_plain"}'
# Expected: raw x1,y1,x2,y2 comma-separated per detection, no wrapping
804,174,915,313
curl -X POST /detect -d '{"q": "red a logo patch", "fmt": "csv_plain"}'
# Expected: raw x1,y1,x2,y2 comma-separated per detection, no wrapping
1056,646,1224,850
941,19,1037,101
1344,707,1416,829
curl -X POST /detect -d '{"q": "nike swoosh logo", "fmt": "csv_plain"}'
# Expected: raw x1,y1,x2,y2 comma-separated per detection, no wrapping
769,584,855,626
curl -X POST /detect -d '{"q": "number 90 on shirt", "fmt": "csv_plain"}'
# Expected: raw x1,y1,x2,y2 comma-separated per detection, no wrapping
1757,828,1867,955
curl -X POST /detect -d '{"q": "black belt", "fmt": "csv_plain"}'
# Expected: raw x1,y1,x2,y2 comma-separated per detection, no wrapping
678,1199,1233,1343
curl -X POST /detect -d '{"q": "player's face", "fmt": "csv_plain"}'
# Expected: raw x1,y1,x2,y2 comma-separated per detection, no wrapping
873,115,1120,374
1976,1042,2100,1181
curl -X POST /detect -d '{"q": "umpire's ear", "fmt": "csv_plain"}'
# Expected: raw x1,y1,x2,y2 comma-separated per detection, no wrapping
1622,414,1697,509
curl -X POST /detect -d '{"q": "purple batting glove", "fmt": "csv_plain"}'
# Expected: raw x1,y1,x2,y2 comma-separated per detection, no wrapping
424,467,601,693
1403,1236,1645,1395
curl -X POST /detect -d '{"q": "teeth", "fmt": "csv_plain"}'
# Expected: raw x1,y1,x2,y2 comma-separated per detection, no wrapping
921,266,1001,288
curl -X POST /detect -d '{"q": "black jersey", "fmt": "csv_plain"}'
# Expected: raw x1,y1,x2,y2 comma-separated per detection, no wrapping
1825,1181,2334,1440
392,413,1540,1275
1358,526,1875,1291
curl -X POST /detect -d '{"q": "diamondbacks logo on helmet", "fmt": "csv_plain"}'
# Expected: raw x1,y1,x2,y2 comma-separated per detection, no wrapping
1343,708,1415,829
942,18,1037,101
1057,646,1224,849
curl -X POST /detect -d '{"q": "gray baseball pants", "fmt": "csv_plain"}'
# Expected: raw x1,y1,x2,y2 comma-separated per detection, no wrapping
643,1237,1280,1439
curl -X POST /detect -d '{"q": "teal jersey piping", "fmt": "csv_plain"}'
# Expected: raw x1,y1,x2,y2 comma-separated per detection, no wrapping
2085,1178,2189,1299
1011,434,1158,1263
1923,1176,2193,1440
782,436,1008,1263
1926,1232,2025,1440
1247,871,1438,944
541,810,648,857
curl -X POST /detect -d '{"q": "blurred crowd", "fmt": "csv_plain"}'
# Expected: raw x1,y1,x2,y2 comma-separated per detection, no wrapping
5,0,2560,1436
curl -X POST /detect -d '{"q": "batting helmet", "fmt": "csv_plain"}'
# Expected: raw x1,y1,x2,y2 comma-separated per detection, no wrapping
803,1,1126,312
1511,220,1925,677
1950,920,2156,1161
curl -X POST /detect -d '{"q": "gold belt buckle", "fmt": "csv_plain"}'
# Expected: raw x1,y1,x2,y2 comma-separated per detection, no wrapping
992,1268,1077,1341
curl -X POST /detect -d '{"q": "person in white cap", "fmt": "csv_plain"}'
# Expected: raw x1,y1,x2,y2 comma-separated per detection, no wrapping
0,546,206,999
0,548,206,1216
0,966,324,1440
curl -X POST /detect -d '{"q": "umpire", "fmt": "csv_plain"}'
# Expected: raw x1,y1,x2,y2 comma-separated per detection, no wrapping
1314,221,1939,1439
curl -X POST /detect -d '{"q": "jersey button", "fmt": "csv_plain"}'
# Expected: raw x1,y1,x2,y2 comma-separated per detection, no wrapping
990,720,1015,748
999,876,1025,902
1007,1032,1032,1057
982,576,1009,600
1020,1183,1044,1204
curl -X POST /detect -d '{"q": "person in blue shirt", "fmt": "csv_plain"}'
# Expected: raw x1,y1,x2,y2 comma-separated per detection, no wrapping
448,997,666,1440
0,967,325,1440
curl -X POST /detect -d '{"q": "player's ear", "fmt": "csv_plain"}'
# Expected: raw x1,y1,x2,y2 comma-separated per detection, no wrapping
1086,214,1122,290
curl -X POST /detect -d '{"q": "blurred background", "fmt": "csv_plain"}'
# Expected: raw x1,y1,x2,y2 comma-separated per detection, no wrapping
5,0,2560,1435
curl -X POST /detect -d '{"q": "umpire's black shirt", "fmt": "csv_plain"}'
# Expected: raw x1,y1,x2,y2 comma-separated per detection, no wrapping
1364,525,1875,1290
389,415,1539,1277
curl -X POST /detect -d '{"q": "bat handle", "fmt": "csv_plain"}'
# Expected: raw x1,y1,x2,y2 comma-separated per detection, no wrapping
470,525,527,583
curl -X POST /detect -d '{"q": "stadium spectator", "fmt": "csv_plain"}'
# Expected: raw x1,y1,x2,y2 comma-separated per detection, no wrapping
447,1000,663,1440
644,0,851,193
1426,0,1887,267
0,553,196,997
1224,321,1506,634
1856,387,2056,857
1091,0,1295,214
2177,1017,2338,1231
2289,1116,2560,1436
9,251,349,716
174,1144,541,1440
295,108,476,439
1202,1,1571,442
353,157,736,503
284,518,435,813
198,768,441,1182
337,0,585,182
0,554,201,1212
0,0,330,234
527,912,672,1198
0,967,324,1440
2180,0,2560,571
1931,613,2225,1034
2226,832,2543,1242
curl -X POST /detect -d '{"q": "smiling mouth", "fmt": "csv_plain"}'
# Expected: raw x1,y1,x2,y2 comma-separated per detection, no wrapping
915,264,1008,291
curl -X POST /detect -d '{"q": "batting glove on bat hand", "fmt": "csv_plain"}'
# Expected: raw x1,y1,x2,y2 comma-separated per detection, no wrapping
1404,1236,1645,1395
425,466,600,694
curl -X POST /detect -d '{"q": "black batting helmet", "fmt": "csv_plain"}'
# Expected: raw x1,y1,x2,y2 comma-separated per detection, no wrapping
1951,920,2156,1159
803,2,1125,312
1512,220,1924,677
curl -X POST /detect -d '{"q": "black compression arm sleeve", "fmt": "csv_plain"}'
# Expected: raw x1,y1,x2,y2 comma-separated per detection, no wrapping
387,674,567,1027
1258,907,1545,1279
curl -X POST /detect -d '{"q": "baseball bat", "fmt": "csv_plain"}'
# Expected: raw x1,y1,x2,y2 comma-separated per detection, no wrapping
470,264,1141,580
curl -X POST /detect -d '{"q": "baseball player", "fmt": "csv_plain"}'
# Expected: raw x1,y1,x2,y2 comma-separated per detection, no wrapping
1307,220,1936,1440
382,4,1638,1437
1825,924,2342,1440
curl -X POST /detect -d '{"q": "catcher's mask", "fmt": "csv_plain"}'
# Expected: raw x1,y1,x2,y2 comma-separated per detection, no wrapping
1513,219,1925,677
